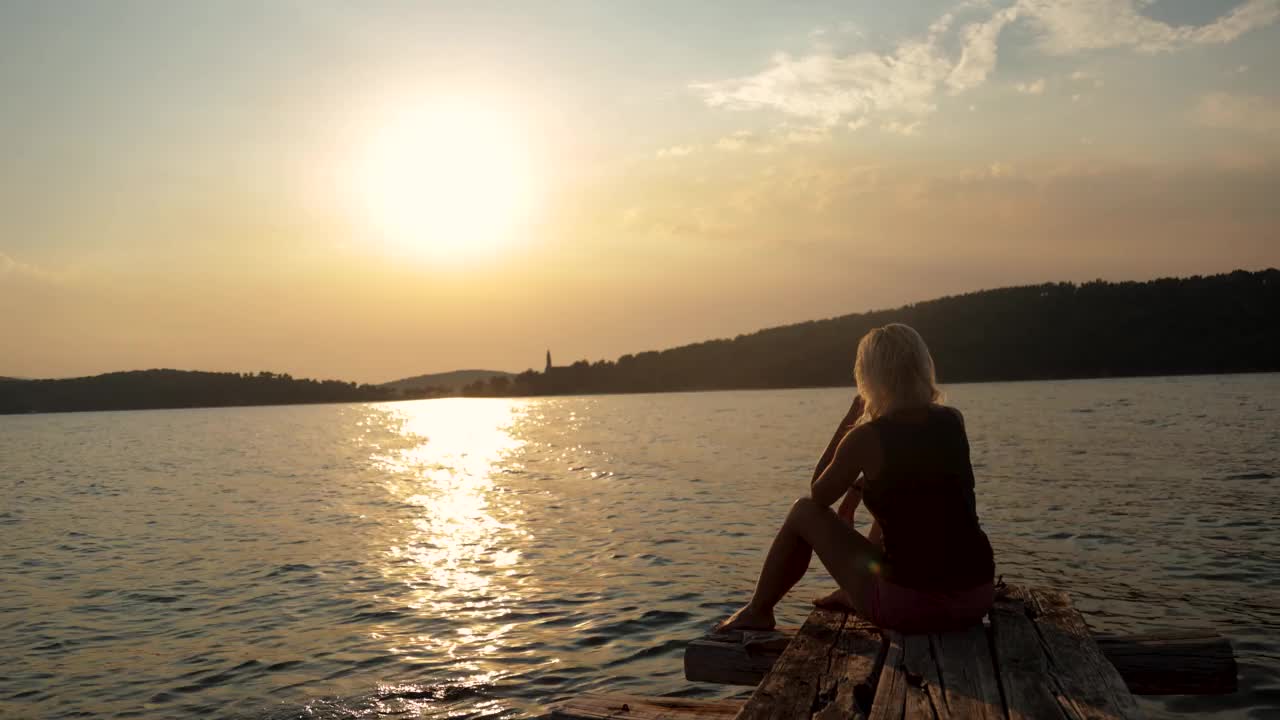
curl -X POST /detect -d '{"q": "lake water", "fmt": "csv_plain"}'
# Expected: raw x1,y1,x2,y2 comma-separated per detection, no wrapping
2,375,1278,719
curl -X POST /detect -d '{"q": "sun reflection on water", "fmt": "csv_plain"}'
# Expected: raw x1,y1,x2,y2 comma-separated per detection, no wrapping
367,398,535,681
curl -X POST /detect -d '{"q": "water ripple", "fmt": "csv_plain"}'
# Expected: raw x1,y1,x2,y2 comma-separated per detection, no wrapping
1,377,1278,718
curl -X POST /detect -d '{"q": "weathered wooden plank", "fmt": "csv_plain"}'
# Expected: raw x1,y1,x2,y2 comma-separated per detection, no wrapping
902,634,943,720
685,636,789,687
813,615,885,720
1093,632,1236,695
905,681,937,720
734,609,844,720
990,599,1069,720
901,632,946,720
868,633,908,720
932,625,1005,720
1028,589,1143,720
685,628,797,687
687,620,1234,696
548,694,743,720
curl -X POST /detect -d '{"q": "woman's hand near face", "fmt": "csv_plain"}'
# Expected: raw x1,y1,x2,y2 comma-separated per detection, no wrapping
812,393,867,486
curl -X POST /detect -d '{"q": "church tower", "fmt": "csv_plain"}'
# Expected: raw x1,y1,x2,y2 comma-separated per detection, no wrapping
545,350,552,372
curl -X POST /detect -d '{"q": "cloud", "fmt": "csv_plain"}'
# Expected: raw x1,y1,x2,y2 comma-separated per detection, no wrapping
1070,69,1104,87
715,131,752,152
715,130,775,153
656,145,698,159
1188,0,1280,44
1018,0,1280,54
948,7,1021,93
1016,78,1047,94
954,161,1020,182
0,252,77,287
783,125,831,144
692,32,952,128
711,125,837,154
1194,93,1280,135
1,253,46,280
693,0,1279,137
882,120,924,136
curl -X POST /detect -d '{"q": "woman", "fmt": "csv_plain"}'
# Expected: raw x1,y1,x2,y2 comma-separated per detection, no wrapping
719,324,995,633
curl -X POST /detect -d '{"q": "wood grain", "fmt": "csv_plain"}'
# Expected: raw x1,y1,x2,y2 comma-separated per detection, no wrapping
932,624,1005,720
990,598,1069,720
1028,589,1143,720
734,609,843,720
867,633,908,720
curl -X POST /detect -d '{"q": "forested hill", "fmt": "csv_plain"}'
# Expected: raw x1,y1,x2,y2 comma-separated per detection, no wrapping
381,369,514,393
464,269,1279,396
5,270,1277,413
0,370,397,415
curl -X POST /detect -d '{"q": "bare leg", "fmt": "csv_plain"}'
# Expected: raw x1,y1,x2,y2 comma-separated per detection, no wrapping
719,497,883,630
815,498,869,611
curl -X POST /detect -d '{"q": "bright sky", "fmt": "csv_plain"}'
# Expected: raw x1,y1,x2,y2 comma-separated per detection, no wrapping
2,1,1278,382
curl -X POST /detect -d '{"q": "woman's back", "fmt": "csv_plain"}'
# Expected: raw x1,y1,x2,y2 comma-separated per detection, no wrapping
862,405,995,592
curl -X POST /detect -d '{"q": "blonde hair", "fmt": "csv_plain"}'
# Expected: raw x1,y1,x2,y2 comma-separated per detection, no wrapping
854,323,943,425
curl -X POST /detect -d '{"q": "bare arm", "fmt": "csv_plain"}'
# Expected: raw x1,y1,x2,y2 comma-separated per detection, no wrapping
811,394,864,486
810,424,871,508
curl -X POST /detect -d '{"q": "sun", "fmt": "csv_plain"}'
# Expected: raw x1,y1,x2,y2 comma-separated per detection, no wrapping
360,100,534,261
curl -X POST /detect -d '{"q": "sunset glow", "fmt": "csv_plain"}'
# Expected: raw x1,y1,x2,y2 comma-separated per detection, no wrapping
0,2,1277,382
359,100,535,261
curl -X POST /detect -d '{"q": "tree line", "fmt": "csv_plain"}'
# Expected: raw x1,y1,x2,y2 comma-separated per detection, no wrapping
460,269,1279,397
0,369,405,415
5,270,1274,413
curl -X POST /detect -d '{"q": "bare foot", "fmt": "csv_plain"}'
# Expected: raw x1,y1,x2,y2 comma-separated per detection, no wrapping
716,603,776,632
813,588,857,612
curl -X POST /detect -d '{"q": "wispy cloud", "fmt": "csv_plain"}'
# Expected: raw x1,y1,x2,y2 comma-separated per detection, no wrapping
0,253,73,285
693,0,1279,137
882,120,924,136
693,43,950,128
947,6,1021,93
715,130,775,153
1194,93,1280,135
783,125,831,144
1019,0,1280,54
2,253,42,278
1070,69,1104,87
692,10,959,129
1016,78,1047,94
656,145,698,159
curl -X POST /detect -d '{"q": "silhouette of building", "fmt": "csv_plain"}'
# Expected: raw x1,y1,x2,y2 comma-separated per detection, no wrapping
545,350,553,372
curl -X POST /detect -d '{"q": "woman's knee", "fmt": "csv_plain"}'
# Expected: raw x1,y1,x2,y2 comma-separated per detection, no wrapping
786,496,824,525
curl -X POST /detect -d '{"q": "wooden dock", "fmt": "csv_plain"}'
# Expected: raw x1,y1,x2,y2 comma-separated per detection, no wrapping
548,584,1236,720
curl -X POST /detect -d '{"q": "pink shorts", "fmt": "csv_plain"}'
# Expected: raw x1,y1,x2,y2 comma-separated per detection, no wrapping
863,577,994,633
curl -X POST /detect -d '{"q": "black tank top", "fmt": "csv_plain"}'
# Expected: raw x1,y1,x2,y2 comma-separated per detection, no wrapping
861,406,995,592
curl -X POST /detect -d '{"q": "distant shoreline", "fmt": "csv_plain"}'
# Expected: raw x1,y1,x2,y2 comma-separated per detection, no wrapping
6,269,1276,415
4,369,1276,417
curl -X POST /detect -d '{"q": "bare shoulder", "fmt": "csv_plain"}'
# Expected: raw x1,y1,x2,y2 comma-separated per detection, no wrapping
836,421,883,478
837,421,879,454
